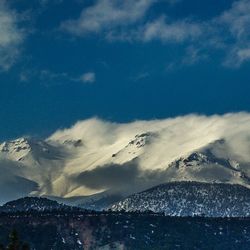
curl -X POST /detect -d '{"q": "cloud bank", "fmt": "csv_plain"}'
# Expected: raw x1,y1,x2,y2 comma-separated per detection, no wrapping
45,113,250,196
50,113,250,167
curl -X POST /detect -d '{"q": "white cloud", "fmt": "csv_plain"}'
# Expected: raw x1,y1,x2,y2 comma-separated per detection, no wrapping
19,69,70,84
19,69,97,85
237,48,250,62
219,0,250,40
50,112,250,167
146,0,250,67
131,71,150,82
60,0,250,68
144,0,250,67
181,46,208,65
142,16,203,43
224,47,250,67
80,72,96,83
217,0,250,66
61,0,156,36
0,1,24,70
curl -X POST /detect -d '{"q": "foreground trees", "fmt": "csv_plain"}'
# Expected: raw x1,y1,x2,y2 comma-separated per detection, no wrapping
0,230,30,250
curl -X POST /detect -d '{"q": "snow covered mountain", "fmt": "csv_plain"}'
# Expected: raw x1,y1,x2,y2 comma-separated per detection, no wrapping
0,137,68,203
110,182,250,217
162,139,250,186
1,114,250,206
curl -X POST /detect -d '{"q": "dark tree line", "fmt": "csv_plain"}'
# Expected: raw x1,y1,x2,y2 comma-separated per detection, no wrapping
0,230,30,250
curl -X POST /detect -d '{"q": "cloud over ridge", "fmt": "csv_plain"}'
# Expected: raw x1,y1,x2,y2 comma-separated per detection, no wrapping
2,112,250,202
42,112,250,197
49,112,250,171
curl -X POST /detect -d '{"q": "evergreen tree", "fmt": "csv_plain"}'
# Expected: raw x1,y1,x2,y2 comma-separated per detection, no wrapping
6,229,20,250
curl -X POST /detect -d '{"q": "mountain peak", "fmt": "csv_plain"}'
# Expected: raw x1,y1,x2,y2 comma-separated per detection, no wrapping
0,137,63,162
0,137,32,154
128,132,157,148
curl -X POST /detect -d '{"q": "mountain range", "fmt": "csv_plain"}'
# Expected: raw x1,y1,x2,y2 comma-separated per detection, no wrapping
1,115,250,213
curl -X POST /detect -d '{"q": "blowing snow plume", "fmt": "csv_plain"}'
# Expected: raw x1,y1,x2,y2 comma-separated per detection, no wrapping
2,112,250,203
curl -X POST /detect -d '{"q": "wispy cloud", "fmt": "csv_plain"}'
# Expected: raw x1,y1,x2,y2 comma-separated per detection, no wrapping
60,0,250,68
61,0,156,36
19,69,69,84
38,0,64,5
131,71,150,82
79,72,96,83
141,16,203,43
0,1,25,71
140,0,250,67
19,68,96,85
218,0,250,67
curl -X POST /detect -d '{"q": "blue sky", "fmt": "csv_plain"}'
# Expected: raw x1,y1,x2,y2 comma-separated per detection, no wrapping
1,0,250,140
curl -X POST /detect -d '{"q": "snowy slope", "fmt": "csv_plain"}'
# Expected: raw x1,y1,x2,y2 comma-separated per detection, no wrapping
161,139,250,186
1,113,250,204
110,182,250,217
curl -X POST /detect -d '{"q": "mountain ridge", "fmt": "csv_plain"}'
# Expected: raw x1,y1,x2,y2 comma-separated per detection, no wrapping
1,115,250,206
110,181,250,217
